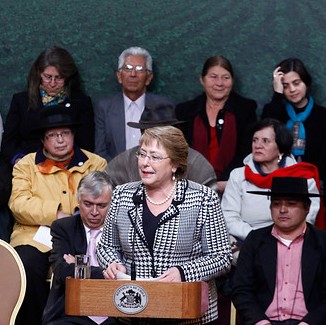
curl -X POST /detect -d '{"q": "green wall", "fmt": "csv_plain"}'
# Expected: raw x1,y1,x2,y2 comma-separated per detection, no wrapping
1,0,326,120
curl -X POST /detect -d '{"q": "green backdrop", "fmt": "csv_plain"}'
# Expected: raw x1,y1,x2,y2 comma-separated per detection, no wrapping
1,0,326,121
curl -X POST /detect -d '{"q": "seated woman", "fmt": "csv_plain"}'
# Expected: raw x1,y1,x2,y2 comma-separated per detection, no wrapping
98,126,232,325
2,45,95,167
262,58,326,228
9,105,106,325
222,118,322,243
175,56,257,193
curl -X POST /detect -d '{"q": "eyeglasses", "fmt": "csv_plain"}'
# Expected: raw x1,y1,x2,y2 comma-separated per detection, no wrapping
122,64,148,73
136,151,170,163
41,73,65,84
45,130,72,141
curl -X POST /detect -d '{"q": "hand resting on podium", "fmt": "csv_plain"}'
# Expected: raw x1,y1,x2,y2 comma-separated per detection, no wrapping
102,261,181,282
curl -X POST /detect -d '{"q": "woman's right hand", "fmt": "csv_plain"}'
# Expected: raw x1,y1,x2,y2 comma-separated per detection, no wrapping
273,66,284,93
102,261,126,280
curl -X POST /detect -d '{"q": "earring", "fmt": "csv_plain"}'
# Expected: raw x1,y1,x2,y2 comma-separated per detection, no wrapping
172,172,176,181
278,154,283,163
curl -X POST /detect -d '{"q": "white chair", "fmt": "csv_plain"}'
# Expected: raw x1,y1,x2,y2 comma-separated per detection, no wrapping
0,239,26,325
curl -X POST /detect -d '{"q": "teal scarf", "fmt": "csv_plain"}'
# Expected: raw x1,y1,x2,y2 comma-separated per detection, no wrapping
286,96,314,157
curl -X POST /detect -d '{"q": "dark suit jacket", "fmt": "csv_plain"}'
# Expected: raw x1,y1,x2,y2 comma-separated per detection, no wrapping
232,223,326,325
94,92,175,161
42,214,104,324
175,92,257,180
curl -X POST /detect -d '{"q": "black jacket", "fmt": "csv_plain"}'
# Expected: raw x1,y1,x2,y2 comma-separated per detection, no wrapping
42,214,104,324
175,92,257,180
232,223,326,325
2,91,95,164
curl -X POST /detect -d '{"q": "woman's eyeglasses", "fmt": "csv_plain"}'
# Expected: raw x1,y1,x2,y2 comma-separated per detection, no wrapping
136,151,170,163
41,73,65,84
45,130,72,141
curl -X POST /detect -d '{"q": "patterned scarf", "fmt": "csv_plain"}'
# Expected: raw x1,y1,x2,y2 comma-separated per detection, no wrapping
37,149,75,193
286,96,314,157
40,85,68,107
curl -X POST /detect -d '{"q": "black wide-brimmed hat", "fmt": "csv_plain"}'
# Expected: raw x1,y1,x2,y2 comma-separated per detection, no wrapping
33,103,81,133
127,104,184,129
247,176,321,198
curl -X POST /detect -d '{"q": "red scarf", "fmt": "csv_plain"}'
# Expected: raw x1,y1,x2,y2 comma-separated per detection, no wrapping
192,111,237,179
37,149,75,194
245,162,326,229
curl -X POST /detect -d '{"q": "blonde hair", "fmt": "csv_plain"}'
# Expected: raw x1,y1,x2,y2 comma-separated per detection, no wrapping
140,126,188,179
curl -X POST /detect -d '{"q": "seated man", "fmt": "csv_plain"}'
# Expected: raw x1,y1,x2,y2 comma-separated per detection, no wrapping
105,104,218,193
232,177,326,325
94,46,174,161
43,171,116,325
9,105,107,325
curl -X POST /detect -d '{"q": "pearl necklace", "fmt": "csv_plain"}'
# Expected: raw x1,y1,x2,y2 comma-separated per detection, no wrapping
144,182,176,205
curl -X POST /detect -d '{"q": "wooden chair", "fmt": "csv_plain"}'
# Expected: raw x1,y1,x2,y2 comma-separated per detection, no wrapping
230,301,237,325
0,239,26,325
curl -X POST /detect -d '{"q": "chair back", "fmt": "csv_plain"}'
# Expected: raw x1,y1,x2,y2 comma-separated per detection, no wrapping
0,240,26,325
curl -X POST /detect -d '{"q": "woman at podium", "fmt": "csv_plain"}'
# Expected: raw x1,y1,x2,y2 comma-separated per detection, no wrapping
97,126,232,324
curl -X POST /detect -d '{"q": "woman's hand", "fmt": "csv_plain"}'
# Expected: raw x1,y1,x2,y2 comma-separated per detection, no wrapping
157,267,181,282
273,66,284,93
102,261,126,280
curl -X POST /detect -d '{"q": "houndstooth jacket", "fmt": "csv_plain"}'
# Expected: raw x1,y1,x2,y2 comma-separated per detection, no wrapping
97,179,232,324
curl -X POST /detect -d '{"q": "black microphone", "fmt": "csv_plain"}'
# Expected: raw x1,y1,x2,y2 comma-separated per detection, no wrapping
131,230,136,280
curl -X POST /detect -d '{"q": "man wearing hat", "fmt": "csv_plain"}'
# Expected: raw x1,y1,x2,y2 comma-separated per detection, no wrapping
105,104,218,192
232,177,326,325
9,105,106,325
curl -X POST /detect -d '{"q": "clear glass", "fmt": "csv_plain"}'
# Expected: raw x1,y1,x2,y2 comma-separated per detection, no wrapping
74,254,91,279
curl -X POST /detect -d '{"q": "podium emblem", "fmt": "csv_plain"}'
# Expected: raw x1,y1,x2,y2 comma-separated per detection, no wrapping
114,284,148,314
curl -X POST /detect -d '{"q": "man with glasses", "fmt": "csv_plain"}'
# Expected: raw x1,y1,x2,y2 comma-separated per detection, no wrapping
94,46,174,162
9,104,106,325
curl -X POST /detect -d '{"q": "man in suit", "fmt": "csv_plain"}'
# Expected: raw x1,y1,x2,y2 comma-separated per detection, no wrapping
42,171,116,325
94,46,174,161
105,104,218,193
232,177,326,325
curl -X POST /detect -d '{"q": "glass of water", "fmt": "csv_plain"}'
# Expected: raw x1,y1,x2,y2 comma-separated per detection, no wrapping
74,254,91,279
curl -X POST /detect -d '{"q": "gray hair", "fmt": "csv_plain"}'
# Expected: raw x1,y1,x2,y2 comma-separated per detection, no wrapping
118,46,153,71
77,171,112,201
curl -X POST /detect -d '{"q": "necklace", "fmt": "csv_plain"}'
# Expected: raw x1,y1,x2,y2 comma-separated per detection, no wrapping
144,181,176,205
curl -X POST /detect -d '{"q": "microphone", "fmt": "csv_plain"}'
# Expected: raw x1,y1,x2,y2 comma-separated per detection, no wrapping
131,261,136,280
131,230,136,280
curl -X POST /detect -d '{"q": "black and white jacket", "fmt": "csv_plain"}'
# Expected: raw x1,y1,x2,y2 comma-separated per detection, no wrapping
97,179,232,324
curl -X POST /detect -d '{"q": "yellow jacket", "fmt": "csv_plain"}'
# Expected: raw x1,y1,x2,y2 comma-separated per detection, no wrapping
9,146,107,252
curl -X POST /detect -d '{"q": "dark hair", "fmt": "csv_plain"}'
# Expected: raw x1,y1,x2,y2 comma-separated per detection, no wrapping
277,58,312,89
250,118,293,156
201,56,234,77
27,46,82,110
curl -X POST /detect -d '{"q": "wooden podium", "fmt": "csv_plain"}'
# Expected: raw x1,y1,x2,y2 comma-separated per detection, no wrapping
65,277,208,319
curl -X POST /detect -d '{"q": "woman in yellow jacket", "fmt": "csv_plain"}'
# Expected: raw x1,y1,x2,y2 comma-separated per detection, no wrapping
9,104,107,325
